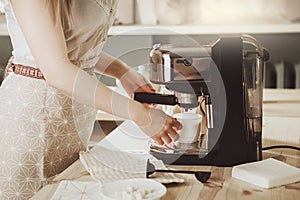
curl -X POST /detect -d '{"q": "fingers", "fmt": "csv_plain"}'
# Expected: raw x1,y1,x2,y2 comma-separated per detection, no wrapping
152,136,165,146
168,126,179,141
161,132,173,144
135,76,155,93
134,84,155,94
172,118,182,131
129,84,155,101
134,86,156,107
138,107,180,146
152,116,180,145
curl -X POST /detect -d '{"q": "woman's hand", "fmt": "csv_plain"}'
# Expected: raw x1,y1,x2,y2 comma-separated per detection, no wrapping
119,68,154,98
135,107,181,145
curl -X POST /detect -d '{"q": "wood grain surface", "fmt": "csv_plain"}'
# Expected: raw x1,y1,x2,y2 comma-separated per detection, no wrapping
30,148,300,200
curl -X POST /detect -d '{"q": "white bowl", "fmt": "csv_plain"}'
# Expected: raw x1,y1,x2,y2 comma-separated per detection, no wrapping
101,178,167,200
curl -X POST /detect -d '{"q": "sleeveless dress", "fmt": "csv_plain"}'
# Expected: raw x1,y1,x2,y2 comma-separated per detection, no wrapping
0,0,117,199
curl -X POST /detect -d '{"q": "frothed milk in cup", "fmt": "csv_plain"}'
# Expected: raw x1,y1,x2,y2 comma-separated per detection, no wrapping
173,113,201,144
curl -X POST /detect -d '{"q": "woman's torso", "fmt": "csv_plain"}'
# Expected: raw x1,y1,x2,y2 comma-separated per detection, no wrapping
3,0,117,69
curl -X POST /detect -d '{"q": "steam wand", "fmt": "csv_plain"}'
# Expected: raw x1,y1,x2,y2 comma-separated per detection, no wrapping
204,95,214,129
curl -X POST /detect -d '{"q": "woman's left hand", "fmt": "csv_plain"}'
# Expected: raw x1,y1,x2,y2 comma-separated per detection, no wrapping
119,69,155,98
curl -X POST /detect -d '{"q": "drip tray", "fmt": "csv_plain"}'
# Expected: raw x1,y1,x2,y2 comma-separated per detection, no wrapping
148,140,208,156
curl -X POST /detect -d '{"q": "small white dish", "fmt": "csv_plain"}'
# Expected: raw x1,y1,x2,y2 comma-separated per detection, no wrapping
101,178,167,200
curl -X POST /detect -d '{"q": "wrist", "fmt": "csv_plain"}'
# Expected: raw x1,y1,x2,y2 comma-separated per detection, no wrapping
131,103,150,127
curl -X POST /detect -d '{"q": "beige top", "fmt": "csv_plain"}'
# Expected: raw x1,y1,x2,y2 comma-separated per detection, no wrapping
3,0,117,70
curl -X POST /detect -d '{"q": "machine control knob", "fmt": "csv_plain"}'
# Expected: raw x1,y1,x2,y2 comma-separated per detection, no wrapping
183,57,193,66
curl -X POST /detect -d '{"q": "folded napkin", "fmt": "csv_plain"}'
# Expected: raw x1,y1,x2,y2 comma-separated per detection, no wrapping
80,146,184,184
51,181,102,200
232,158,300,188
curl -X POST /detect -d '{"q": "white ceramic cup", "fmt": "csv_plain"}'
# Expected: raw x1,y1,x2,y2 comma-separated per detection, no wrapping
173,113,202,144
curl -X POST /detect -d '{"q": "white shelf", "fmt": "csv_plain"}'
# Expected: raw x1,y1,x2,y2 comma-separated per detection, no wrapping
1,23,300,36
108,24,300,36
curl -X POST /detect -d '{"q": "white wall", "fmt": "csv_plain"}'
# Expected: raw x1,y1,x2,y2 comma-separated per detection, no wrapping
136,0,300,25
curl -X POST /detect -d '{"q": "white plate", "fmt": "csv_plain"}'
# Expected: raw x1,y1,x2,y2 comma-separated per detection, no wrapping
101,178,167,200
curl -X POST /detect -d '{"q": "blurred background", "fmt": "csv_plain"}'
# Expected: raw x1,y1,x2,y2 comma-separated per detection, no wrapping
111,0,300,89
1,0,300,88
116,0,300,25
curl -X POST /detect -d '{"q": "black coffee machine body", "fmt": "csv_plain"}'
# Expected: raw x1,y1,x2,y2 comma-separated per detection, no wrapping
134,34,269,167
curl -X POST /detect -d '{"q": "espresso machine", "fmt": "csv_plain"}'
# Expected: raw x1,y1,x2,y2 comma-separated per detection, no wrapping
134,34,269,167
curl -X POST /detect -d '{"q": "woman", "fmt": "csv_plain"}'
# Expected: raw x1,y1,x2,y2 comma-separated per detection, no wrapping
0,0,180,199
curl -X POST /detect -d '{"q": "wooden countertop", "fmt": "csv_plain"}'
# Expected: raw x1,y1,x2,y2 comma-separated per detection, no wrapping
31,148,300,200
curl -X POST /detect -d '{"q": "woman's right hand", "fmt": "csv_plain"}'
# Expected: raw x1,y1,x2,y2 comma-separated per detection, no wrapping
136,107,181,145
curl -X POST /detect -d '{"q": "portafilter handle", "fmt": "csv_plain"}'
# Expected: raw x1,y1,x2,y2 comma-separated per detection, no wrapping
133,92,177,106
